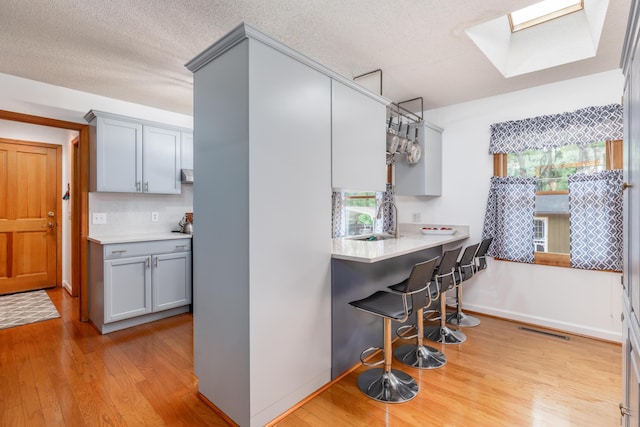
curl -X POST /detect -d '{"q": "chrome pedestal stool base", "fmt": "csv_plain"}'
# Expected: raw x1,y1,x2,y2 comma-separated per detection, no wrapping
446,311,481,327
394,343,446,369
424,325,467,344
356,368,419,403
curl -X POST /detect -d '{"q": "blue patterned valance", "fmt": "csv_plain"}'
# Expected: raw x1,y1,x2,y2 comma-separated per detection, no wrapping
489,104,623,154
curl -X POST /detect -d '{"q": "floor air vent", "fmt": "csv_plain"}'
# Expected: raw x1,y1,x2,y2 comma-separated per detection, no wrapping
518,326,570,340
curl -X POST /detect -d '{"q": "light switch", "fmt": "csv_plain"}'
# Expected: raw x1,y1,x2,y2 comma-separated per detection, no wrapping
92,212,107,224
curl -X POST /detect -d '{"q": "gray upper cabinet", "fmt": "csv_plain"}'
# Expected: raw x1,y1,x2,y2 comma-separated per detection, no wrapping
142,125,181,194
331,80,387,192
395,121,443,196
94,117,143,193
181,131,194,170
86,110,186,194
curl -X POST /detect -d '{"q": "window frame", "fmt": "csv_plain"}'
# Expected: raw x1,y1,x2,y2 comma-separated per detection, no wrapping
492,139,621,268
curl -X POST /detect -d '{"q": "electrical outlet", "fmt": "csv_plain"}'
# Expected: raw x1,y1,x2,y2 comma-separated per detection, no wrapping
412,212,421,223
151,212,159,222
92,212,107,224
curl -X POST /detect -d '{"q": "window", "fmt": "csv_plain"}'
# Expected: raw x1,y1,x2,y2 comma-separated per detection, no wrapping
506,141,606,192
343,192,377,236
494,140,621,268
533,217,548,252
509,0,583,32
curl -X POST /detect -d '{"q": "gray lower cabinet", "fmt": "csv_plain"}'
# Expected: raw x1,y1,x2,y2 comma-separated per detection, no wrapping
90,238,192,334
622,304,640,426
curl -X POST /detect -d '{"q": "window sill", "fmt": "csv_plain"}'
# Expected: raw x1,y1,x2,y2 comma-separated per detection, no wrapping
534,251,570,268
495,252,570,268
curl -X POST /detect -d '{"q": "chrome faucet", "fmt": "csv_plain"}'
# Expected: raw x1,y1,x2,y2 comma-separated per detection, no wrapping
376,200,399,239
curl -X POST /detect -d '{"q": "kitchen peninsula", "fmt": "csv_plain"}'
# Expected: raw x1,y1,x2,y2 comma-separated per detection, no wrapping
331,224,469,378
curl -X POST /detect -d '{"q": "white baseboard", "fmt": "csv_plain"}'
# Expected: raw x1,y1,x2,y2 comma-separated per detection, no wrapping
62,280,72,294
464,303,622,343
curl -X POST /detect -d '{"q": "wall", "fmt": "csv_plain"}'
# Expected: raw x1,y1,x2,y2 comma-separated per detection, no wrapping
397,69,625,341
0,72,194,290
0,120,77,292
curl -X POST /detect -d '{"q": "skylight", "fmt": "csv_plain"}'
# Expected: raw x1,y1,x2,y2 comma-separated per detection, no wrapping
509,0,584,32
465,0,609,78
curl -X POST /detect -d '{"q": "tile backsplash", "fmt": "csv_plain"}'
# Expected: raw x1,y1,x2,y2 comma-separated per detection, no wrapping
89,186,193,236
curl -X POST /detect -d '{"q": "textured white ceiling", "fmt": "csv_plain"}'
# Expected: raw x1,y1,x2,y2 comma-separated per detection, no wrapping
0,0,631,115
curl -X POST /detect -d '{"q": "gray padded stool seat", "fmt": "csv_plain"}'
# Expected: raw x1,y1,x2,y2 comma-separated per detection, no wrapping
389,257,446,369
424,247,466,344
447,243,480,327
475,237,493,272
348,259,434,403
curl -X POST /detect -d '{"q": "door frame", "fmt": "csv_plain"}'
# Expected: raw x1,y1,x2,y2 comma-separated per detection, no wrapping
0,110,90,321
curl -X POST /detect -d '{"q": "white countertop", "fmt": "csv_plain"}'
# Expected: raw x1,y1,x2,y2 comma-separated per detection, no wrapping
87,232,192,245
332,224,469,263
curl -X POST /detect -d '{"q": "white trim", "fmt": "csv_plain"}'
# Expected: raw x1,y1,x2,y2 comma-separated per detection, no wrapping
62,280,72,294
464,302,622,343
185,23,390,106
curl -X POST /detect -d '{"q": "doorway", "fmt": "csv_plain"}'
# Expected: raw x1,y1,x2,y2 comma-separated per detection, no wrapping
0,110,90,320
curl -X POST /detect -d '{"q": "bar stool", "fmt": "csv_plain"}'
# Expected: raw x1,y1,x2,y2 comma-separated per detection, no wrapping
348,259,434,403
388,257,446,369
424,247,466,344
475,237,493,272
447,243,480,327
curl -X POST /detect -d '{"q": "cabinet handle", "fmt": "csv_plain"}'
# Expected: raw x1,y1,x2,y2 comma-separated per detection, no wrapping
136,181,141,192
111,250,127,254
154,256,158,268
145,181,149,192
146,257,151,269
176,244,187,249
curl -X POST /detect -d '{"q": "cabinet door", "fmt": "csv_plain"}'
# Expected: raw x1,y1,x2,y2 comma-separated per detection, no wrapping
96,117,143,192
623,310,640,426
152,252,192,311
181,131,194,169
104,255,152,322
331,80,386,192
142,126,181,194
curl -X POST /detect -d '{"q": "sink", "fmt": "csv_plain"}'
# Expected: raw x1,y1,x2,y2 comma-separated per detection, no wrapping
347,233,396,241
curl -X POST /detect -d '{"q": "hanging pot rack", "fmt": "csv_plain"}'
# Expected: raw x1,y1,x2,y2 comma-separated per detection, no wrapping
354,69,424,164
352,69,423,124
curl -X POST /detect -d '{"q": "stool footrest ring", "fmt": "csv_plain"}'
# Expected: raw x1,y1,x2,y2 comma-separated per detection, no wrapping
360,346,384,367
395,324,418,340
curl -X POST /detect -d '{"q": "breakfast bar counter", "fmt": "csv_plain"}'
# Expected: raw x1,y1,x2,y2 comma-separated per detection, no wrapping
331,224,469,378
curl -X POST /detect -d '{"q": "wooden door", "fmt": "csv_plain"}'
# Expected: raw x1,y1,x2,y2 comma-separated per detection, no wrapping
0,139,59,294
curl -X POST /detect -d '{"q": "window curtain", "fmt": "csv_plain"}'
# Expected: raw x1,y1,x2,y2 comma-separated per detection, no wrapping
481,176,536,263
489,104,623,154
331,192,346,238
568,170,623,271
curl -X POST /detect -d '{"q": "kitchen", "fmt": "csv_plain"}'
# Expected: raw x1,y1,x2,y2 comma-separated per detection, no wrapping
0,1,634,426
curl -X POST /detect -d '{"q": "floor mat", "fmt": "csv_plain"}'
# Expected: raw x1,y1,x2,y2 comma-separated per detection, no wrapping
0,290,60,330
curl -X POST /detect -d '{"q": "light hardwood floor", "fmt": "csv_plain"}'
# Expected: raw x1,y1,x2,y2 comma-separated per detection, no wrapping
0,288,622,426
